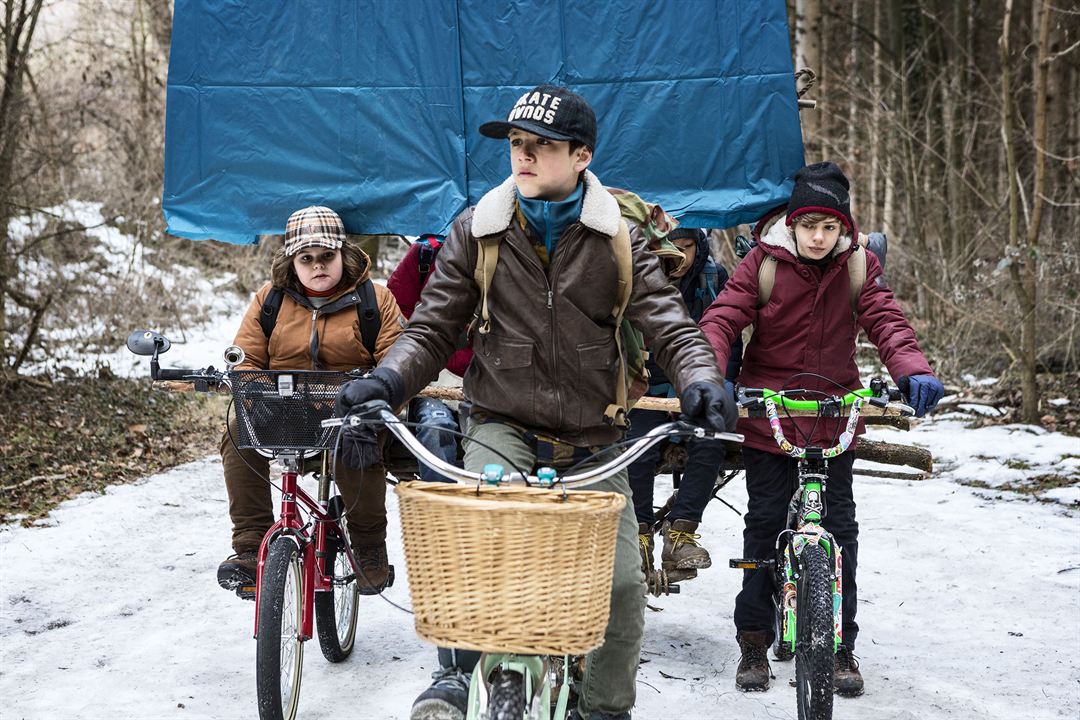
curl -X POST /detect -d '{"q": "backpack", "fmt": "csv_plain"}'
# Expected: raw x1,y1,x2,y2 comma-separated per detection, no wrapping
756,244,866,314
748,216,886,316
258,280,381,357
472,188,676,428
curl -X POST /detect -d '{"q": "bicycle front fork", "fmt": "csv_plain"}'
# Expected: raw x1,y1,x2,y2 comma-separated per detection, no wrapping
466,653,571,720
776,531,843,655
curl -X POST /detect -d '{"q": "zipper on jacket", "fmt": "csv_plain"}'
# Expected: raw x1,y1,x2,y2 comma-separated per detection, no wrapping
309,309,319,370
505,236,565,429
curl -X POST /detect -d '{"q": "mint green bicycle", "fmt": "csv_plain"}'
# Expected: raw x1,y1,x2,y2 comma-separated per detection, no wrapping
730,378,913,720
329,400,742,720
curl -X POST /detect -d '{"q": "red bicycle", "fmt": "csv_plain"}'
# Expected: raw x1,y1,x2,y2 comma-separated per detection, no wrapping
127,329,384,720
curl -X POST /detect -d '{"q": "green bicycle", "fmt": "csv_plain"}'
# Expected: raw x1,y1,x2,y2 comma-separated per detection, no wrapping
730,378,913,720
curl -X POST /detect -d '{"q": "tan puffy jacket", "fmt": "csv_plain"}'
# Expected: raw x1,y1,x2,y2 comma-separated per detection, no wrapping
232,274,404,372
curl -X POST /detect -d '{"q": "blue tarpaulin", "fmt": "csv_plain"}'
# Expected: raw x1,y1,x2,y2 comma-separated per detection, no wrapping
164,0,804,244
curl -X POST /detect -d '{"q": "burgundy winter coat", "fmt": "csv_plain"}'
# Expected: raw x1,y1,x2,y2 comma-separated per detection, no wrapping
386,241,474,378
699,217,933,454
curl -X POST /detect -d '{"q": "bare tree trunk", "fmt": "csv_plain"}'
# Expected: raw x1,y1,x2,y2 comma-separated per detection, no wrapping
0,0,45,371
1001,0,1053,422
868,0,882,231
795,0,822,158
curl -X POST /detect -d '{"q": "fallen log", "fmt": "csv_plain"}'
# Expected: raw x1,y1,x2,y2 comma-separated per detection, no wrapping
151,380,930,473
660,438,931,474
416,386,911,428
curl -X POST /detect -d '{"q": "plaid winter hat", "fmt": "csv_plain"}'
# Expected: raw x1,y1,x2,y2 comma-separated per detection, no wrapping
283,206,345,256
785,162,855,232
479,84,597,150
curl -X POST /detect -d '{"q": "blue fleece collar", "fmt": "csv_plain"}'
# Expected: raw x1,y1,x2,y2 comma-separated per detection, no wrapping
516,183,584,256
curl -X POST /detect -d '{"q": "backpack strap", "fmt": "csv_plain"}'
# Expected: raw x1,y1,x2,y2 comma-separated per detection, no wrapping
259,283,381,357
259,286,286,338
757,255,778,308
417,238,441,283
847,244,867,316
603,220,634,428
473,235,501,336
356,278,380,358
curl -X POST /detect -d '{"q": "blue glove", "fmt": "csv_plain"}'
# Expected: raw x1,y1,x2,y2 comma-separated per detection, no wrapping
901,374,944,417
724,379,736,404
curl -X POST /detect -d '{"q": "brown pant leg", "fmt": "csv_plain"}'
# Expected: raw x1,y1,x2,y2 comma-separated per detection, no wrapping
220,419,274,553
332,457,388,547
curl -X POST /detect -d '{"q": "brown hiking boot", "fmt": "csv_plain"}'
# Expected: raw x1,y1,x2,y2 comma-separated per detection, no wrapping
353,543,390,595
638,523,655,577
735,630,772,691
834,646,864,696
661,519,712,570
217,550,258,600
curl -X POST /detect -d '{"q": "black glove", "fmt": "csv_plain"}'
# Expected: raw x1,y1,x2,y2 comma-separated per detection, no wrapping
679,380,739,432
335,367,404,417
336,367,404,470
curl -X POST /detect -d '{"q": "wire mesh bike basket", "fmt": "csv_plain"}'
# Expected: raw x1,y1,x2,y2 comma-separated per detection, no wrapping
395,482,627,656
229,370,349,451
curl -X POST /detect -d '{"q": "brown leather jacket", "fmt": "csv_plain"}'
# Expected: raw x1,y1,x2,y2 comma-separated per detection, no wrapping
379,170,723,446
232,269,404,372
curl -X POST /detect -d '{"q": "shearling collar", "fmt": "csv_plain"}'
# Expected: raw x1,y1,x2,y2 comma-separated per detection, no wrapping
471,169,621,238
758,219,852,261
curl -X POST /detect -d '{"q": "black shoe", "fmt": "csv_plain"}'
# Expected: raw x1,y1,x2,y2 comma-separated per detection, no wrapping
410,667,471,720
217,550,258,600
834,646,865,697
568,711,631,720
735,630,772,691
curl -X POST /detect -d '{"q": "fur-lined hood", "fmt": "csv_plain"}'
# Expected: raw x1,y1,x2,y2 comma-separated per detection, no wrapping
757,212,854,262
471,169,622,238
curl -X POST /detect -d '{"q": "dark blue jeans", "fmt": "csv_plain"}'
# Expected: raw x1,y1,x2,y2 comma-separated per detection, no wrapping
734,447,859,650
626,408,726,526
408,397,460,483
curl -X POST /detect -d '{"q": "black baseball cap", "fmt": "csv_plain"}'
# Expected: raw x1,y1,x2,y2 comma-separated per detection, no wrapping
479,84,597,150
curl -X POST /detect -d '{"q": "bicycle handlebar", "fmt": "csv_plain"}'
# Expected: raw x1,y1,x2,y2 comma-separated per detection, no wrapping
324,400,744,489
737,378,914,459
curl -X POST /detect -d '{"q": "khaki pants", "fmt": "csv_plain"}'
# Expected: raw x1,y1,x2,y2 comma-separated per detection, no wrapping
220,419,387,552
460,421,646,717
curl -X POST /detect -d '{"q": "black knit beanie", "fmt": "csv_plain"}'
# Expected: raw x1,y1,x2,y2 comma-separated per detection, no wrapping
665,227,705,243
785,162,854,232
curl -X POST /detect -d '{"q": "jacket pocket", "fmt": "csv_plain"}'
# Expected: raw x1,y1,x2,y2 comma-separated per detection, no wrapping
476,333,536,422
575,336,620,429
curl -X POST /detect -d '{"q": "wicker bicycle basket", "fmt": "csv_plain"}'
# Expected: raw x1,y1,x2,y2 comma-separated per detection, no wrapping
228,370,350,451
395,481,627,656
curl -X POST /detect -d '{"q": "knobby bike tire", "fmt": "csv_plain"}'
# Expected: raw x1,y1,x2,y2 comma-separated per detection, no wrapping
795,542,835,720
485,668,527,720
314,540,359,662
256,540,305,720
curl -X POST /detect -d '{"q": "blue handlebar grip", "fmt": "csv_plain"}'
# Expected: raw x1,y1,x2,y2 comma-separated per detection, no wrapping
481,463,505,485
537,467,557,487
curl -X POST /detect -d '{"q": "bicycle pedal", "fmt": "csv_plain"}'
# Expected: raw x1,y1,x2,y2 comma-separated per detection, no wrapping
235,584,256,602
729,558,775,570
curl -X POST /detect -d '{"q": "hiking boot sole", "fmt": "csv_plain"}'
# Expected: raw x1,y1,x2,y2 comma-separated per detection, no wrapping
410,698,465,720
736,681,769,692
663,557,713,571
835,685,865,697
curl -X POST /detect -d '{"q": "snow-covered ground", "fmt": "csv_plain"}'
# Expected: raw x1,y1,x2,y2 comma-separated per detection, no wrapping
5,207,1078,717
2,417,1077,720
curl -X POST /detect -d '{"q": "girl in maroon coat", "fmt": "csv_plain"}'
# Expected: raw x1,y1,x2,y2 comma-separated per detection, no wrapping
699,162,943,697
